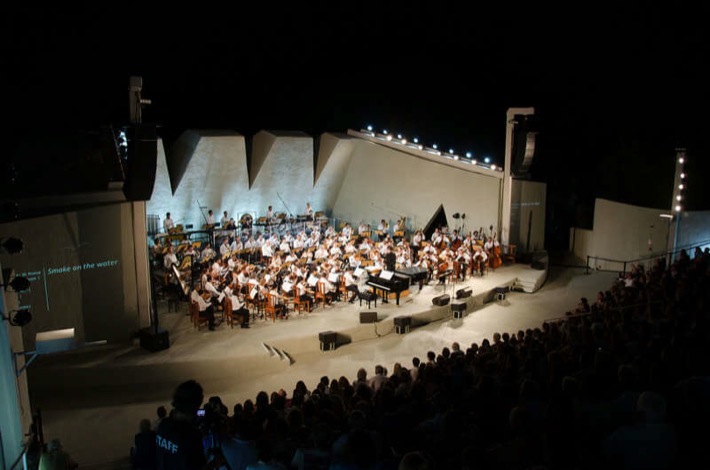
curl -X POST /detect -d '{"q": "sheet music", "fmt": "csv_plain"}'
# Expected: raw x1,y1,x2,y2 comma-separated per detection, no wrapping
282,281,293,293
307,275,319,286
380,270,394,280
250,287,259,299
353,267,364,277
328,272,340,283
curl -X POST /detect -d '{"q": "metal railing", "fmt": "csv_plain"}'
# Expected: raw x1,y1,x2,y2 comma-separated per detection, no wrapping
585,239,710,276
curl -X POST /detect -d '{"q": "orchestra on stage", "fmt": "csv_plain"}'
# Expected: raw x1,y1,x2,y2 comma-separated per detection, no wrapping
152,205,504,328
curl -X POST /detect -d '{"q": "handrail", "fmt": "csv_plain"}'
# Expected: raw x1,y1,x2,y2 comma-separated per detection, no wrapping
585,239,710,275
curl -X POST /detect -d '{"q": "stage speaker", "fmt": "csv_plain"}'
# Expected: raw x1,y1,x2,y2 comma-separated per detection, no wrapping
394,316,411,334
456,287,472,299
123,124,158,201
319,331,337,351
494,286,509,301
451,301,466,319
432,294,450,307
139,327,170,352
360,311,378,323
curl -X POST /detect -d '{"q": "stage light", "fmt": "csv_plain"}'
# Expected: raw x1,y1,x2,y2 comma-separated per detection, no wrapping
386,134,392,141
8,276,31,292
1,237,24,254
413,137,419,143
397,134,402,140
484,157,491,164
491,164,497,170
680,173,686,179
449,148,454,154
675,205,682,212
432,144,438,149
676,195,682,201
2,309,32,327
678,156,685,164
453,155,459,160
383,129,388,135
679,184,684,190
367,125,373,131
466,152,472,158
401,139,407,144
472,159,477,165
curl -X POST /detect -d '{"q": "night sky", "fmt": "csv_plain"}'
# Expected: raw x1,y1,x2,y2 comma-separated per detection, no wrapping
3,3,708,247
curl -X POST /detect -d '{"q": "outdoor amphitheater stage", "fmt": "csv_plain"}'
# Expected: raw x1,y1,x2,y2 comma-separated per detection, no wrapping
26,264,619,468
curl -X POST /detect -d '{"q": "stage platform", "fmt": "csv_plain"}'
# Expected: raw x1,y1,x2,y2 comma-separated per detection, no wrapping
26,264,618,469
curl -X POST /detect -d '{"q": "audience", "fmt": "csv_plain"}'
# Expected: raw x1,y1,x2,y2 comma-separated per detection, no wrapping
129,247,710,469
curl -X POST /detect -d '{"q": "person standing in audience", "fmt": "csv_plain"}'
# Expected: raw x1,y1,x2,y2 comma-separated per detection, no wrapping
155,380,206,470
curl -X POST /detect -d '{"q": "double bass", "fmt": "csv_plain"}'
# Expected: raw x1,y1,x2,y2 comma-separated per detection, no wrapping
490,233,502,269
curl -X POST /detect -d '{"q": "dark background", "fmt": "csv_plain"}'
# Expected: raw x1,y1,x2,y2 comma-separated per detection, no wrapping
2,3,708,249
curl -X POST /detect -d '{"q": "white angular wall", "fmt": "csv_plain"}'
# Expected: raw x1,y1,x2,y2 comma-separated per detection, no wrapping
148,129,513,236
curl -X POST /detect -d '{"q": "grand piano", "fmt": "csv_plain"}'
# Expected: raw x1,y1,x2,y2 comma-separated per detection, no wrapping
366,270,409,305
395,266,429,291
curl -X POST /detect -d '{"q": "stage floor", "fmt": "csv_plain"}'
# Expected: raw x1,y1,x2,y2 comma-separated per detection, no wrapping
27,264,619,469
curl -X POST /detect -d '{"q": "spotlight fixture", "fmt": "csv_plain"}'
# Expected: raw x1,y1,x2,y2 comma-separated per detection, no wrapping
484,157,491,164
7,276,31,292
465,152,472,158
491,164,497,171
0,237,24,254
2,309,32,327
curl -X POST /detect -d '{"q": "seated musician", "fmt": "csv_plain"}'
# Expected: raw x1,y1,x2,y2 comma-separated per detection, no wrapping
341,223,353,241
324,225,336,238
268,285,288,320
219,238,231,258
204,275,225,307
318,273,337,304
221,211,232,229
344,268,359,303
190,287,216,331
314,244,329,261
377,219,389,242
200,243,216,263
472,248,488,276
358,222,368,236
279,236,291,254
261,240,274,263
296,278,314,306
163,245,178,271
224,282,250,328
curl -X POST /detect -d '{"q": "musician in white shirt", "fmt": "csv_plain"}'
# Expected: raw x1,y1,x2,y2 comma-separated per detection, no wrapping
219,238,231,258
221,211,231,228
206,210,215,225
305,202,314,220
190,287,216,330
343,268,359,303
224,283,250,328
163,212,175,233
341,223,353,240
163,245,178,270
314,245,329,260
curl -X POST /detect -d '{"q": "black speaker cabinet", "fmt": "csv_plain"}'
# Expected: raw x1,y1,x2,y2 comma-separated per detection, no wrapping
123,124,158,201
432,294,450,306
394,316,411,334
139,327,170,352
451,301,466,319
360,311,378,323
456,287,472,299
319,331,337,351
495,286,509,301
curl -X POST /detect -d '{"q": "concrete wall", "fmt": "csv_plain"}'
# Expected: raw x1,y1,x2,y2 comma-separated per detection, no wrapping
147,130,507,236
0,278,32,470
570,198,710,271
0,202,148,350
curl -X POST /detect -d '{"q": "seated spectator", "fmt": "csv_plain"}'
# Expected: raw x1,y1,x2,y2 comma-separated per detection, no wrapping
39,439,78,470
131,418,157,470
